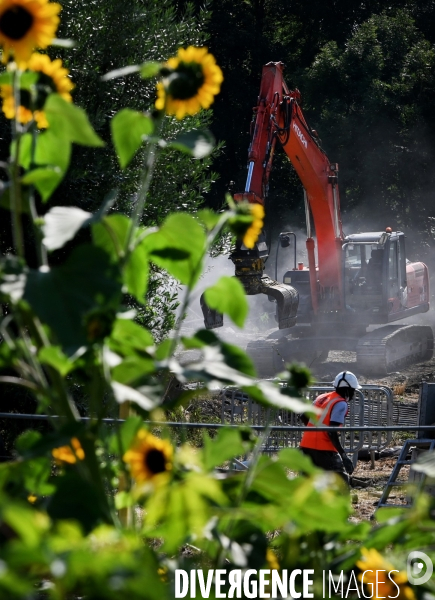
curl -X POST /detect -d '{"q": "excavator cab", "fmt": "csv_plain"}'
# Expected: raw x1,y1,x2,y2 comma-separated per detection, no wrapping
343,231,429,323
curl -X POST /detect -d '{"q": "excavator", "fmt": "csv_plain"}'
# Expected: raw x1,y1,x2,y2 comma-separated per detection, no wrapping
201,62,433,375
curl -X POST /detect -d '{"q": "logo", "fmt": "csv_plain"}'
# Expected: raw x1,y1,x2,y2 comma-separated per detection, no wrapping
407,551,433,585
292,122,308,148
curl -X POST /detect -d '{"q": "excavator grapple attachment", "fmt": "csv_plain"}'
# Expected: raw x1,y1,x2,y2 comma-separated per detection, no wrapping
357,324,434,375
260,275,299,329
200,277,298,331
200,294,224,330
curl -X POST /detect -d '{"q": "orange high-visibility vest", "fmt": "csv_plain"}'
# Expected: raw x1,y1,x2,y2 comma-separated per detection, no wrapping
300,391,348,452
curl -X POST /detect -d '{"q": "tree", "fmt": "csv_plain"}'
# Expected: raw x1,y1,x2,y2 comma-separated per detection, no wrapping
304,10,435,259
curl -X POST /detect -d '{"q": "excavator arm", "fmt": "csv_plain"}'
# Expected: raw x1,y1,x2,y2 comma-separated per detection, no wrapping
235,61,345,314
201,61,343,330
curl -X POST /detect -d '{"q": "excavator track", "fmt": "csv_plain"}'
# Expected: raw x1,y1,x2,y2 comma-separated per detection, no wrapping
356,324,434,375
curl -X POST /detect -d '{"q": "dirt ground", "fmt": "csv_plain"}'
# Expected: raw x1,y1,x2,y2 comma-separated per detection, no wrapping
297,350,435,521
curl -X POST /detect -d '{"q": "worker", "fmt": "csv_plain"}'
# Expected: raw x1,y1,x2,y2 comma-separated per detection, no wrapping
299,371,361,484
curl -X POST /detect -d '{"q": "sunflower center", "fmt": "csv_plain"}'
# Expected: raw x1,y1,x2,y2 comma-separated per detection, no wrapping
0,6,34,41
145,449,167,475
167,61,205,100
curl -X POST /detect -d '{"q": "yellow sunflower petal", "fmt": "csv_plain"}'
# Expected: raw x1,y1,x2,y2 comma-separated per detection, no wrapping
155,46,223,119
0,50,73,127
123,429,173,484
0,0,61,63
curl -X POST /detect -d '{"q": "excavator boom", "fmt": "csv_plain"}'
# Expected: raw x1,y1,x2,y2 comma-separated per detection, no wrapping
201,62,433,375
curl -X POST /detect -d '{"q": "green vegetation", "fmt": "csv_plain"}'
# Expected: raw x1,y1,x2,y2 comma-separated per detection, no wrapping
0,0,435,598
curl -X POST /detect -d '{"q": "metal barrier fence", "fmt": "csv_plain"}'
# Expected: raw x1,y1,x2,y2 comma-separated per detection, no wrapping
221,384,396,460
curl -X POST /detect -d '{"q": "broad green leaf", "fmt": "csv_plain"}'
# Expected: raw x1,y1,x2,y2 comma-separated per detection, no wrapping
21,166,63,202
42,206,93,250
203,428,246,471
196,208,221,231
11,132,32,169
108,415,143,455
111,356,155,385
140,61,162,79
23,245,122,350
36,128,71,172
276,447,320,474
44,94,104,147
182,328,219,349
183,330,255,375
170,129,215,159
143,213,206,287
19,71,39,89
111,108,154,168
220,342,256,376
109,319,154,355
3,504,48,547
124,238,149,302
47,470,108,533
0,71,38,88
38,346,74,376
92,213,131,260
0,72,12,85
204,276,248,328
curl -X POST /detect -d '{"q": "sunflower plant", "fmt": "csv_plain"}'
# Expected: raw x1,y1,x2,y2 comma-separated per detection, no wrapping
0,2,433,599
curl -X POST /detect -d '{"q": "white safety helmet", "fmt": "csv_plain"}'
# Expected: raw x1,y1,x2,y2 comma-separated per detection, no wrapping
333,371,362,390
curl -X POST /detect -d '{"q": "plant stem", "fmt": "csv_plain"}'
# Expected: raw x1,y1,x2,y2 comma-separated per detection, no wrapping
9,69,24,258
123,126,163,261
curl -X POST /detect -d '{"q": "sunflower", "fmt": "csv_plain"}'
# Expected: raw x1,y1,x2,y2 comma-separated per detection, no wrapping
0,0,60,63
123,429,173,484
356,548,416,600
155,46,223,120
1,51,73,128
52,437,85,465
243,203,265,249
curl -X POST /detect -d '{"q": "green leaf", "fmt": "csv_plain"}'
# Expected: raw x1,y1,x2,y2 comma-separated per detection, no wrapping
0,72,12,85
203,428,246,471
196,208,221,231
47,469,108,534
143,213,206,287
19,71,39,89
204,276,248,328
108,415,143,455
36,128,71,172
111,108,154,168
92,213,130,260
140,61,162,79
12,132,32,169
38,346,74,377
276,448,320,474
170,129,215,159
42,206,93,250
220,342,256,376
124,239,149,302
112,356,155,385
109,319,154,355
21,166,63,202
44,94,104,147
23,245,122,350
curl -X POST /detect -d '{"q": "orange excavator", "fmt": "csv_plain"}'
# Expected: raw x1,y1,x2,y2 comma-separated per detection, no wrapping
202,62,433,375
